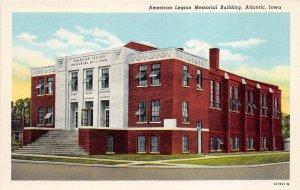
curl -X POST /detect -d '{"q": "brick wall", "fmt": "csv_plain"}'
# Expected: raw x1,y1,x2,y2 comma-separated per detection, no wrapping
31,74,55,128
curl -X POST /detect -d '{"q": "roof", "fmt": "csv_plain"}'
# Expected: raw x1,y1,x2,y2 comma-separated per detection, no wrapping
124,41,158,52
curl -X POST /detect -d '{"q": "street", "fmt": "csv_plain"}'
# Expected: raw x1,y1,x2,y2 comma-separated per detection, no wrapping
11,160,289,180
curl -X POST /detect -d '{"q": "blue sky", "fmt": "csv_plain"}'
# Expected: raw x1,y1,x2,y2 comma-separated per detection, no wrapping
12,13,290,113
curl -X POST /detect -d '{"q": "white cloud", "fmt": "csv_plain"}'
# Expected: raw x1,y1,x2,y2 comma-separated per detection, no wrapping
184,39,249,62
139,41,155,47
72,48,94,55
76,26,124,49
44,38,68,49
217,38,266,48
17,32,37,43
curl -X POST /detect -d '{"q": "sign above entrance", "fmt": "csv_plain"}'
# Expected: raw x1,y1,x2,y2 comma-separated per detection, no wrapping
69,53,108,67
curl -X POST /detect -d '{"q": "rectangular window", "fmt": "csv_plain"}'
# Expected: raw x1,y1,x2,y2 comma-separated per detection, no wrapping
84,70,93,90
182,65,191,86
70,72,78,91
150,136,159,152
274,97,280,118
210,80,214,108
82,101,93,126
150,64,160,85
137,135,146,153
46,77,53,94
210,137,215,151
197,70,202,89
14,133,20,141
36,78,45,95
38,107,45,125
262,137,267,149
151,100,160,122
136,65,147,86
235,137,240,150
261,94,268,116
44,106,53,125
217,138,223,151
230,86,240,111
136,100,146,122
230,137,234,151
182,136,189,152
182,101,189,123
100,68,109,89
247,90,256,114
247,137,254,149
216,81,221,108
107,135,114,152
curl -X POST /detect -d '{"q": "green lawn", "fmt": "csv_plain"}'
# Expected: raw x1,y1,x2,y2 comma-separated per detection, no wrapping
88,154,201,161
168,152,290,166
12,154,129,165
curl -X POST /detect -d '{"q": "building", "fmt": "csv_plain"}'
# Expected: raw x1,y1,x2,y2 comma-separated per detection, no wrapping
24,42,283,155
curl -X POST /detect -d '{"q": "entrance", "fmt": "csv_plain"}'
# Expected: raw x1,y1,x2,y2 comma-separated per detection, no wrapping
101,100,110,127
70,102,78,130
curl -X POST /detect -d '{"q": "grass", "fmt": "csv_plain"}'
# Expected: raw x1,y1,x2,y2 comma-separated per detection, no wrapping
168,152,290,166
88,154,201,161
12,154,129,165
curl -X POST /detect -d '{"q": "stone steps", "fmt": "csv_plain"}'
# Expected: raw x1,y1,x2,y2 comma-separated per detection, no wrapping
14,130,88,156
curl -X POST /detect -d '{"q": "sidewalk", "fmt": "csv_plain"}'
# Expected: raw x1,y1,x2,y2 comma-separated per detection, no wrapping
11,151,289,169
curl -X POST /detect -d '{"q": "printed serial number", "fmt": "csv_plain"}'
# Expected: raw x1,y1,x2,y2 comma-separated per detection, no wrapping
273,182,289,186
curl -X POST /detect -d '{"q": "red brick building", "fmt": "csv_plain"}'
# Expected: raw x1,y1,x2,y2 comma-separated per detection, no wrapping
26,42,283,155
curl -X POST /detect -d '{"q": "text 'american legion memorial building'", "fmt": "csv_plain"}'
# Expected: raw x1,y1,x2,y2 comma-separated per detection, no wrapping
23,42,283,155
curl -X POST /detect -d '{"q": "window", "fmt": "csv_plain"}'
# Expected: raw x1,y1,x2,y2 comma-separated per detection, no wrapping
210,137,215,151
107,136,114,152
82,101,93,126
46,77,53,94
70,72,78,91
235,137,240,150
14,132,20,141
182,65,192,86
137,135,146,153
150,136,159,152
100,68,109,88
136,100,146,122
150,64,160,85
262,137,267,149
274,97,280,118
247,137,254,149
182,136,189,152
246,90,256,114
197,70,202,89
216,81,221,108
44,106,53,125
217,138,223,151
84,70,93,90
230,86,240,111
182,101,189,123
36,78,44,95
151,100,160,122
38,107,45,125
136,65,147,86
210,80,214,108
261,94,268,116
230,137,234,151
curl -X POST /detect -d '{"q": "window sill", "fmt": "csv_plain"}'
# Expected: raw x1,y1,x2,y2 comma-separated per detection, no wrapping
37,124,44,127
137,85,148,88
46,94,54,96
106,152,115,155
46,124,53,126
210,150,223,152
182,122,190,125
247,148,255,150
137,152,147,154
246,113,255,115
215,108,222,111
181,85,190,88
150,152,160,154
150,84,161,87
100,88,110,90
182,151,190,154
150,121,161,124
37,94,45,96
137,122,147,124
230,111,240,113
197,88,203,91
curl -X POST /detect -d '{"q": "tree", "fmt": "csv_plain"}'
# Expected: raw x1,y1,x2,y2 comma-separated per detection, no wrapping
282,113,290,140
11,98,31,126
